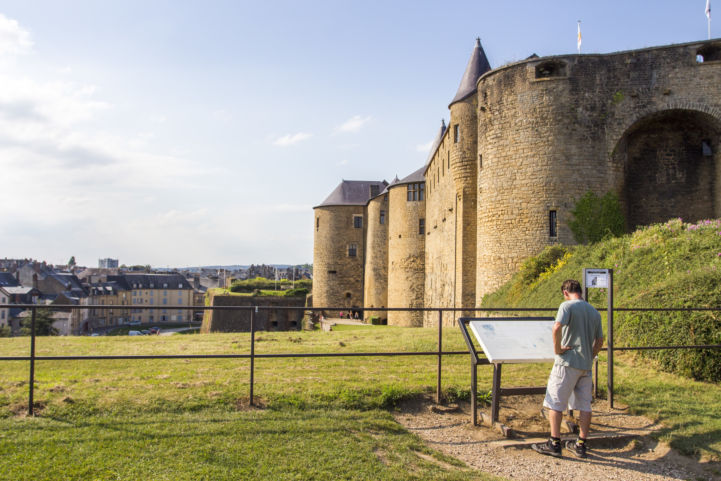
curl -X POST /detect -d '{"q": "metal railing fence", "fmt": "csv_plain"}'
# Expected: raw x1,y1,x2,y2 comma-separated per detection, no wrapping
1,303,720,417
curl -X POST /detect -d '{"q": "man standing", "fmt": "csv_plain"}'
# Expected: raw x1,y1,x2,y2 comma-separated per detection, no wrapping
532,279,604,458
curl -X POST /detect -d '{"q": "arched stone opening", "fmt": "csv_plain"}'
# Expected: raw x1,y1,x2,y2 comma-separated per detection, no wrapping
613,109,721,230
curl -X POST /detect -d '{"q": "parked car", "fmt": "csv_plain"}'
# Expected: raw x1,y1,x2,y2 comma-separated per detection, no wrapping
149,327,160,335
128,330,143,336
128,320,142,326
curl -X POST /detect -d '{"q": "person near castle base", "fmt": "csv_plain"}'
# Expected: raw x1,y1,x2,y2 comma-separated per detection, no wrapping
532,279,604,458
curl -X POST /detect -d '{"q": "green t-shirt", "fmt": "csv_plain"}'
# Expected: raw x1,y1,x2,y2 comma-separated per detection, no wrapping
554,299,603,371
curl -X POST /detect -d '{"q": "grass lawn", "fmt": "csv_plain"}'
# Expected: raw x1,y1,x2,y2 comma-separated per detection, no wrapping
1,326,720,479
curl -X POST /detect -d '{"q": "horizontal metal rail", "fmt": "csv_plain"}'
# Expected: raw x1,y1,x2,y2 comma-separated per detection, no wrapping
2,302,720,417
0,351,469,361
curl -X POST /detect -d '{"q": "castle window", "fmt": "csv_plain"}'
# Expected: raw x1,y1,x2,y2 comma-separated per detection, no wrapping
407,184,417,201
549,210,558,238
316,217,319,231
353,215,363,228
380,210,385,225
407,183,425,201
327,270,337,274
418,218,425,235
535,61,567,79
697,45,721,63
348,243,357,257
702,140,713,157
454,124,460,143
479,154,483,169
447,151,450,169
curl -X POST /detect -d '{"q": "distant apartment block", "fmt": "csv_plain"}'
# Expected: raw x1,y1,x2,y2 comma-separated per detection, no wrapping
108,273,194,324
98,258,119,269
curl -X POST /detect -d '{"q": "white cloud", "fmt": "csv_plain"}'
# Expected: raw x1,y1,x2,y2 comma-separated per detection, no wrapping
0,13,32,56
416,140,434,153
273,132,312,146
335,115,371,133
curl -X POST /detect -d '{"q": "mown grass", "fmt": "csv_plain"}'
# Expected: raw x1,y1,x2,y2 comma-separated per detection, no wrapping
0,328,517,480
2,323,721,477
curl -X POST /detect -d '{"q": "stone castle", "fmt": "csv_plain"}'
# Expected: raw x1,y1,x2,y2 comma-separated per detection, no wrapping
313,38,721,327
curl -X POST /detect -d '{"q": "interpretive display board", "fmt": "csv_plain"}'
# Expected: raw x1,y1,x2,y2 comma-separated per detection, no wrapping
468,320,555,364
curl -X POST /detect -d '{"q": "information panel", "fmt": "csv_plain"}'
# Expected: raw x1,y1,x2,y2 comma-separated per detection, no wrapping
585,268,609,288
468,320,556,364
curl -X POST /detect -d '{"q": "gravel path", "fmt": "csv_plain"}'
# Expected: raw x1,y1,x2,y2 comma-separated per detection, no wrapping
394,396,721,481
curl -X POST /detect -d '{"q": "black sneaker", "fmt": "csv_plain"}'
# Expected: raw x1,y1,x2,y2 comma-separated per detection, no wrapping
565,440,587,458
531,439,562,458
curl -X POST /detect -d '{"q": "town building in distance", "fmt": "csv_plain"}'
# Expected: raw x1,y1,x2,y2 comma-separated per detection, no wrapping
313,38,721,326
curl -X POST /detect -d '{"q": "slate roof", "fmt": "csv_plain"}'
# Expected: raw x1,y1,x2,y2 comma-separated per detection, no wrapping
2,286,34,295
449,38,492,107
315,180,388,208
0,272,19,287
107,274,193,290
394,165,426,186
424,119,447,170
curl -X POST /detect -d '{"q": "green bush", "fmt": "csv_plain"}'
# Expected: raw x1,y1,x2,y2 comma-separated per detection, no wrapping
519,245,569,285
283,288,309,297
0,325,11,337
569,191,625,244
230,277,312,294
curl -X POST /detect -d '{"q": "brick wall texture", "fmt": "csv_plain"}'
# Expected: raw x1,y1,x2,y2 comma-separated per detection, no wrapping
313,39,721,326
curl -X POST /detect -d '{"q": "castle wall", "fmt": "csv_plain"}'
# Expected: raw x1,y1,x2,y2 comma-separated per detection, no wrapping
424,131,457,327
313,205,366,313
387,184,425,326
201,292,304,332
476,40,721,301
363,194,389,321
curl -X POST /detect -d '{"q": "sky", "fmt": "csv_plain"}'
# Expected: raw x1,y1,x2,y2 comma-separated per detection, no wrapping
0,0,715,267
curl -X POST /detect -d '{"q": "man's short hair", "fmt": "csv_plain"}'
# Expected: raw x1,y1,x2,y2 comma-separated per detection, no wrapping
561,279,582,294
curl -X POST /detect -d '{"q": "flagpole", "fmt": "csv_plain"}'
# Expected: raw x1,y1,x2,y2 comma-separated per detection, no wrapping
708,0,712,40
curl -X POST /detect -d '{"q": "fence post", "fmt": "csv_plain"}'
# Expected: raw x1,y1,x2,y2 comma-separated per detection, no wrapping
250,307,255,407
436,309,442,405
28,306,37,416
607,269,614,409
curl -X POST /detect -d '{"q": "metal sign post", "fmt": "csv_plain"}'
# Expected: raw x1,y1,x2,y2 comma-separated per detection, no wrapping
583,268,614,408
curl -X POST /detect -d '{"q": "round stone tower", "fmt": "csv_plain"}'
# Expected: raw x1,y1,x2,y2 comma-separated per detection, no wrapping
362,183,392,322
387,167,426,326
313,180,387,316
448,38,490,310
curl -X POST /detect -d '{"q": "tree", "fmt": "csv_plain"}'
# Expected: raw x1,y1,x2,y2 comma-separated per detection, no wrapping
68,256,76,267
20,308,59,336
569,191,626,244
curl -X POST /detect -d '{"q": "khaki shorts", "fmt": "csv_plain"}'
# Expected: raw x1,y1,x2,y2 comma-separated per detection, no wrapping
543,364,593,412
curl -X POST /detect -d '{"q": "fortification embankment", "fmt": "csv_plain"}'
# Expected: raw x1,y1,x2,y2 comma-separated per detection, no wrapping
201,291,305,333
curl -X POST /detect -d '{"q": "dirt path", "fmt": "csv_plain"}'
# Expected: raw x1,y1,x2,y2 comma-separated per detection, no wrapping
394,395,721,481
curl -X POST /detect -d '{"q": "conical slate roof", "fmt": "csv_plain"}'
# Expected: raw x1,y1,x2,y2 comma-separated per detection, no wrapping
395,165,426,186
314,180,388,208
425,119,447,167
449,38,491,107
380,176,400,195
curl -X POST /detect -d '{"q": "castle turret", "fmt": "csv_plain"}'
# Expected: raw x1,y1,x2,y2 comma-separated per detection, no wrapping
449,39,490,311
313,180,387,316
387,168,426,326
363,179,396,322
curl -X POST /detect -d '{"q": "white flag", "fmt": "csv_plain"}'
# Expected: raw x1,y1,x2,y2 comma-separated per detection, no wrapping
577,21,582,53
707,0,712,20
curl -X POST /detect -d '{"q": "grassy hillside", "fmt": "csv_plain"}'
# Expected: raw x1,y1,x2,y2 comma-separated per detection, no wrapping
482,218,721,381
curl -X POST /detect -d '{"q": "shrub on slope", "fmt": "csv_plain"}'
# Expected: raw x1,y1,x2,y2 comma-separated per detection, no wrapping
482,218,721,382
